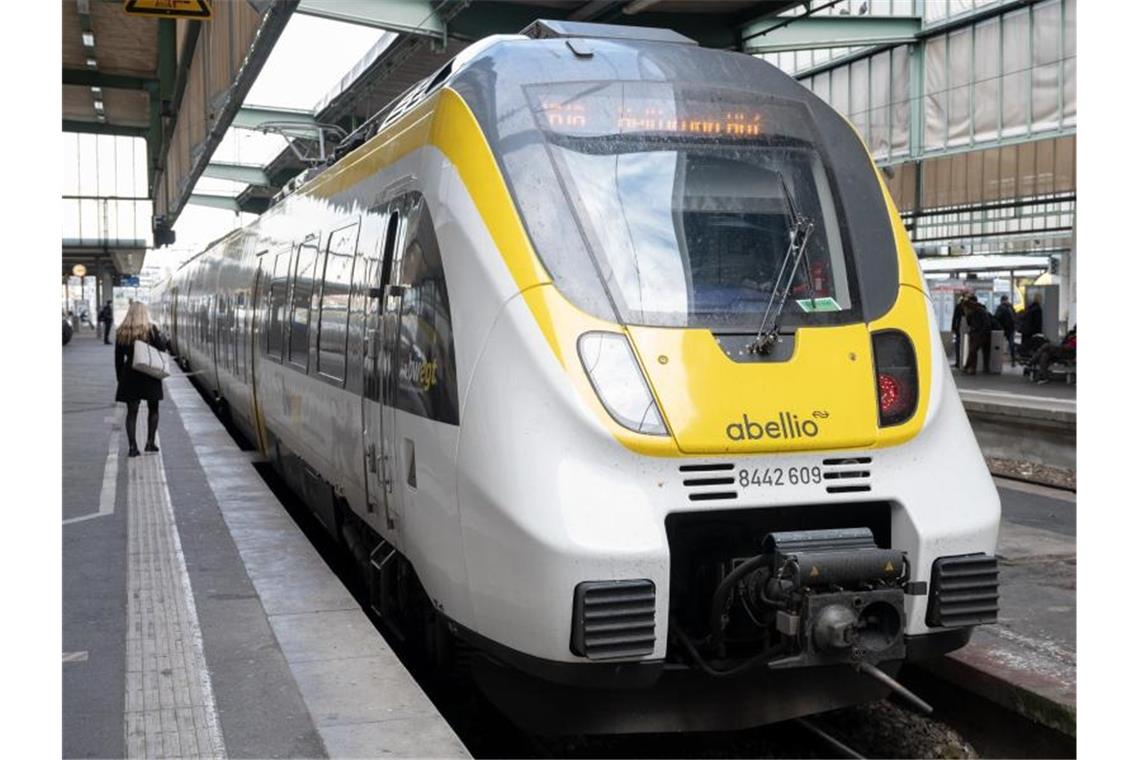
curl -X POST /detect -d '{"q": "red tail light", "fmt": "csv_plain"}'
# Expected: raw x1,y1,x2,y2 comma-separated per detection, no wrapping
872,331,918,427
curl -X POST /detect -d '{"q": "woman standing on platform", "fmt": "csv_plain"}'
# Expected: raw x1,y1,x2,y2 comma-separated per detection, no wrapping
114,302,168,458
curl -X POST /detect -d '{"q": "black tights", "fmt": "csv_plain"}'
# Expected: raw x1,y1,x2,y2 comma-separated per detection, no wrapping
125,400,159,450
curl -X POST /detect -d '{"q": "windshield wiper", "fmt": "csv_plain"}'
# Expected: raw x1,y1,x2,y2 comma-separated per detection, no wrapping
748,172,816,355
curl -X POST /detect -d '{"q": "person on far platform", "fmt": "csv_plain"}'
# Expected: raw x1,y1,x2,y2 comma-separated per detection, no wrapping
962,296,992,375
114,302,168,458
994,295,1016,364
98,300,113,344
950,292,969,369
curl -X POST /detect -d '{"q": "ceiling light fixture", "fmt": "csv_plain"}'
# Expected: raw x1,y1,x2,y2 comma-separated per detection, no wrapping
93,100,105,112
91,86,102,96
86,57,97,69
82,31,95,47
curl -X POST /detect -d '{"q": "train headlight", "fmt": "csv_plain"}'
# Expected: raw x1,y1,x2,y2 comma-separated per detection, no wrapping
871,330,918,427
577,331,668,436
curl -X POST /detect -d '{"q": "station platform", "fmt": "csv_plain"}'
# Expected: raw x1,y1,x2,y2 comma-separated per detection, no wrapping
918,476,1077,740
951,363,1076,470
62,331,467,758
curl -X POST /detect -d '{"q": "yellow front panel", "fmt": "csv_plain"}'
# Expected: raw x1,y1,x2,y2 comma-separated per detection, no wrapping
629,325,879,455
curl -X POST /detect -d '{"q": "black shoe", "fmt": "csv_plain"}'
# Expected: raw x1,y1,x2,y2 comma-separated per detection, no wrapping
145,443,159,453
128,446,141,458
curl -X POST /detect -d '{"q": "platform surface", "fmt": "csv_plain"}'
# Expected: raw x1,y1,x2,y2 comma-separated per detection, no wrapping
952,363,1076,422
62,332,467,759
921,477,1076,737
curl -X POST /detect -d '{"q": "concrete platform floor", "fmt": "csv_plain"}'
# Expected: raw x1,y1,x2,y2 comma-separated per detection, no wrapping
952,362,1076,403
922,477,1076,738
62,332,466,759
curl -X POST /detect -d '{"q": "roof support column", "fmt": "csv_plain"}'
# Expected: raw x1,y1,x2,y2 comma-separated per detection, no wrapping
906,16,926,230
147,20,177,200
147,82,161,199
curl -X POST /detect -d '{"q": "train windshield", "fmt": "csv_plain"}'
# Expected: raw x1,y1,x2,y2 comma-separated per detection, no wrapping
520,82,858,329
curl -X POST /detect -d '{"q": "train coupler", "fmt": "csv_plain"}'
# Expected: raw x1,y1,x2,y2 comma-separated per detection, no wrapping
749,528,908,670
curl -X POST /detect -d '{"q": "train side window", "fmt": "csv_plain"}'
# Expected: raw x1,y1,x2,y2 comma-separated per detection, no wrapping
235,291,246,380
266,248,291,361
228,294,237,372
379,210,400,288
317,221,359,383
288,236,319,370
390,194,459,425
199,297,208,346
217,295,228,370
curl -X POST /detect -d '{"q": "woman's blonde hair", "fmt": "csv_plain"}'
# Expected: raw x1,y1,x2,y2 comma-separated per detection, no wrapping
116,301,152,344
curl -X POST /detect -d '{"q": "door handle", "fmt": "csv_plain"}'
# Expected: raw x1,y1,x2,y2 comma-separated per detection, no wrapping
366,442,377,473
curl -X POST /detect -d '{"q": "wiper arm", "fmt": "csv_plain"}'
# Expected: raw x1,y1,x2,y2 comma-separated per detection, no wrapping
749,173,815,355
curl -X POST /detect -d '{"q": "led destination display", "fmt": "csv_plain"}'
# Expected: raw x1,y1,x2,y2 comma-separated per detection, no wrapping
527,81,793,140
538,100,764,137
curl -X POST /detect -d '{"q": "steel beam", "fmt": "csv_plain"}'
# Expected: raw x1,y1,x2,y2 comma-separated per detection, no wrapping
187,194,243,211
150,19,177,199
63,120,148,138
203,162,271,186
63,68,157,90
296,0,444,39
232,104,317,130
743,15,921,53
163,0,298,227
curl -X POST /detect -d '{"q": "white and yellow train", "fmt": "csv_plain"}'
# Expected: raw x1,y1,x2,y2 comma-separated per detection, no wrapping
155,22,1000,733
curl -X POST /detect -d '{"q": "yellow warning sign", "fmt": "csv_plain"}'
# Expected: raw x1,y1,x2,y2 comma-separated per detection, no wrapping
884,561,895,573
123,0,212,19
809,566,820,578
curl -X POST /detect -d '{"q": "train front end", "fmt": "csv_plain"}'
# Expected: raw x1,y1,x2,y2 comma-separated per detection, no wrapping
447,34,1000,732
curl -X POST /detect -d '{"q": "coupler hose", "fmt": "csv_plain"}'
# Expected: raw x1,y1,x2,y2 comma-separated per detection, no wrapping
670,617,779,678
707,554,771,653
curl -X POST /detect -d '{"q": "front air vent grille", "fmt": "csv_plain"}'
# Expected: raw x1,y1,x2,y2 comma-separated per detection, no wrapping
679,463,735,472
678,463,739,501
679,463,738,502
682,476,736,487
926,554,999,628
822,457,873,494
571,580,656,660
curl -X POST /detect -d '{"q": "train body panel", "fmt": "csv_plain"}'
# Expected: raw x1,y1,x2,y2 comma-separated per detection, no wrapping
152,27,1000,731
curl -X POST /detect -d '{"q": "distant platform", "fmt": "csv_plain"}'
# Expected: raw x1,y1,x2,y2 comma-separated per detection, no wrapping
952,364,1076,470
63,331,467,758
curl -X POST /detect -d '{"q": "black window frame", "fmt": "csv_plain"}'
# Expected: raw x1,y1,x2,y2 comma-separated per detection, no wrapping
265,246,292,363
315,220,360,386
287,233,320,371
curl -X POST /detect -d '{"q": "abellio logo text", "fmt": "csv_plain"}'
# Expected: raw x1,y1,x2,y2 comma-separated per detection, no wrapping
725,411,828,441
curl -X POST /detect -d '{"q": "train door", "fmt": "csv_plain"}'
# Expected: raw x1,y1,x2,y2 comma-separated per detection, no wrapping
362,199,408,539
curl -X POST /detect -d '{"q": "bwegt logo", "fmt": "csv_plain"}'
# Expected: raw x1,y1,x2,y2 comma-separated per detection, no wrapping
726,411,829,441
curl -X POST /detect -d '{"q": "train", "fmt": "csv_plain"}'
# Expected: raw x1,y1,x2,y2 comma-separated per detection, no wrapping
154,20,1000,734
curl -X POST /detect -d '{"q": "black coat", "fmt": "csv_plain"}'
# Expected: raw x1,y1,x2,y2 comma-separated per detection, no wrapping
995,303,1015,336
967,305,991,335
115,326,168,403
951,300,966,332
1021,303,1043,338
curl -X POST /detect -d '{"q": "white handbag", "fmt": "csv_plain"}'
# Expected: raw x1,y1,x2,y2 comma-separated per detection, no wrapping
132,339,169,379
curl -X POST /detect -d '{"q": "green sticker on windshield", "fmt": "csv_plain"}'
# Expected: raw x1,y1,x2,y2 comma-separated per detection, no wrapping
796,297,842,312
